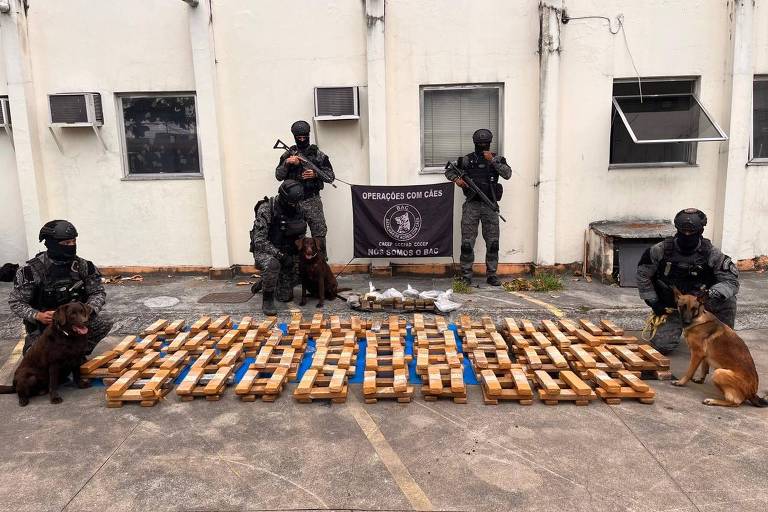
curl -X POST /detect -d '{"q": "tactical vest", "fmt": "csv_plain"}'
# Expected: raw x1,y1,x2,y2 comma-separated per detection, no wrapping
264,198,307,252
284,145,325,197
654,237,716,301
458,152,503,201
27,255,89,310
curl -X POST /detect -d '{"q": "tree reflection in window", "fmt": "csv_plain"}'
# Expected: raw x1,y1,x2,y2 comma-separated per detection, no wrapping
121,95,200,174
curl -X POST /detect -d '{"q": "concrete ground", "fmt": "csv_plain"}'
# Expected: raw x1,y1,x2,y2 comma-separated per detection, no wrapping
0,273,767,511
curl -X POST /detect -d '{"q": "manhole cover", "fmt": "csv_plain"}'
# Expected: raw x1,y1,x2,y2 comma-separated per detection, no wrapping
198,291,255,304
143,296,180,308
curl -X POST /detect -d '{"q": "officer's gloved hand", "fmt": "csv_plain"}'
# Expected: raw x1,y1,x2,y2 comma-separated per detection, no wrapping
707,288,725,305
645,299,668,317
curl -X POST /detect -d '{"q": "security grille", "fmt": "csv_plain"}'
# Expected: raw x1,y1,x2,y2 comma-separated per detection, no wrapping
314,86,359,119
49,93,104,126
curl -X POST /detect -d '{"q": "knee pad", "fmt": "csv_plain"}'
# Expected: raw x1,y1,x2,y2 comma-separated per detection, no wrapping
460,241,473,255
487,240,499,254
266,259,281,272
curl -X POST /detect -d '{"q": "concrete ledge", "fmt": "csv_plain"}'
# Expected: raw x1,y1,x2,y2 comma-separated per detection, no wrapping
208,266,235,280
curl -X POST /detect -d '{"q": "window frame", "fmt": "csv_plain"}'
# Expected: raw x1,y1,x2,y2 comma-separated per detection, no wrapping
116,91,204,181
609,77,709,170
419,83,504,175
750,75,768,165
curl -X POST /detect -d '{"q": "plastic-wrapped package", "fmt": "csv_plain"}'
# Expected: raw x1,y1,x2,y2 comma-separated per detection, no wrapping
434,289,462,312
402,284,420,298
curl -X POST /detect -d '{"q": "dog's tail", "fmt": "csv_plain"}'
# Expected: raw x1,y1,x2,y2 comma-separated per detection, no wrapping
746,393,768,408
0,384,16,394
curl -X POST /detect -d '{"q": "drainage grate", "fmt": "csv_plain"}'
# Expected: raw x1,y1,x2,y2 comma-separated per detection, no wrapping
197,291,255,304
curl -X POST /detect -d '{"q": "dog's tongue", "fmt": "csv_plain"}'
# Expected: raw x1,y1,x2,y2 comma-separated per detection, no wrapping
73,325,88,335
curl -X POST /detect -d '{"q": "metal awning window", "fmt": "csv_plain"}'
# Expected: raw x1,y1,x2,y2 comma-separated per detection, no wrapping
612,91,727,144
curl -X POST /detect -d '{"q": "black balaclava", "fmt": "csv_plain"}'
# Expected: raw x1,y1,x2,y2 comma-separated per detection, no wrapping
673,208,707,255
290,120,311,151
472,128,493,156
45,239,77,262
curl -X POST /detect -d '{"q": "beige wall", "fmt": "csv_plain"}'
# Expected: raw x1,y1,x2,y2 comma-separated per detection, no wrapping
1,0,766,269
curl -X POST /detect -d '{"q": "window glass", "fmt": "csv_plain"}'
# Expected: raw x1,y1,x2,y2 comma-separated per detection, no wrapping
753,80,768,160
120,95,200,175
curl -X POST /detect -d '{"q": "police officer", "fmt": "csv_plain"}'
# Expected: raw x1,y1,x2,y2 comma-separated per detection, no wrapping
447,129,512,286
636,208,739,354
8,220,113,355
250,180,308,316
275,120,334,259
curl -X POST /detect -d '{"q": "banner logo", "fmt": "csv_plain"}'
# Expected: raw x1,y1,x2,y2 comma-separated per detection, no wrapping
384,204,422,241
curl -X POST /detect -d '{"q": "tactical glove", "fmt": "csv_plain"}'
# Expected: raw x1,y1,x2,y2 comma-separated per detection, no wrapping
707,288,725,304
645,299,668,316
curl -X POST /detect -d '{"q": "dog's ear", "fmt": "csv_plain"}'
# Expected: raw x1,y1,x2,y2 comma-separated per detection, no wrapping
312,237,322,252
672,286,681,302
295,238,305,250
54,305,69,327
82,302,94,319
696,292,707,305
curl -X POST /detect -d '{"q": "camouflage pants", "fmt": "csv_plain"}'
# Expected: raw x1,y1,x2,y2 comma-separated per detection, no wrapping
300,194,327,238
23,311,114,355
253,251,297,301
460,200,500,279
649,298,737,354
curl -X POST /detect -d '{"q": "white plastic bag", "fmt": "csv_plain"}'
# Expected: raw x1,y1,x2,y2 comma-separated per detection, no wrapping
402,284,420,299
419,289,440,300
380,288,404,300
435,289,462,313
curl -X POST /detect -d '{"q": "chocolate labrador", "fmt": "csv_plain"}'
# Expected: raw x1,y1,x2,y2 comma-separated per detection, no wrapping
296,237,339,308
0,302,92,406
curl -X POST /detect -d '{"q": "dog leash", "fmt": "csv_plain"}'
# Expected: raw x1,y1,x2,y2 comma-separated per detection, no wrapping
641,308,675,341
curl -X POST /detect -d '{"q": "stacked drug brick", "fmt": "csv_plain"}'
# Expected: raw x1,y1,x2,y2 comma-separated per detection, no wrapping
363,316,414,403
412,314,467,403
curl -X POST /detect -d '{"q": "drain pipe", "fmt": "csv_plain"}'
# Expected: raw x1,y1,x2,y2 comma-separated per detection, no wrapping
365,0,387,186
535,1,562,268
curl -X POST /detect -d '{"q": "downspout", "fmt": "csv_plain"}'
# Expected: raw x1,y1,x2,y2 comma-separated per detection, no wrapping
365,0,387,186
536,2,562,267
720,0,753,259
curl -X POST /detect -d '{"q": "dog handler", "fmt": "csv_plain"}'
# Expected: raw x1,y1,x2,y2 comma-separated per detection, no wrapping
250,180,308,316
8,220,114,355
636,208,739,354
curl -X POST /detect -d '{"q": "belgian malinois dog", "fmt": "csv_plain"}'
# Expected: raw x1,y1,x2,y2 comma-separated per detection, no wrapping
671,287,767,407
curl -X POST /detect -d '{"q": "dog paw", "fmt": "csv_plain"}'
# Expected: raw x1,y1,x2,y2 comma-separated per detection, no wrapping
50,395,63,404
77,379,92,389
702,398,715,406
692,377,705,384
299,300,307,306
19,398,29,407
316,303,324,308
671,380,686,387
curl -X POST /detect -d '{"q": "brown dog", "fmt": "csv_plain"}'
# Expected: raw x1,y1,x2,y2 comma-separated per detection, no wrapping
671,288,767,407
296,237,338,308
0,302,92,406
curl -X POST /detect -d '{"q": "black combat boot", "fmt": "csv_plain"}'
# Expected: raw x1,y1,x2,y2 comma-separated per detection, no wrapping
486,275,501,286
262,291,277,316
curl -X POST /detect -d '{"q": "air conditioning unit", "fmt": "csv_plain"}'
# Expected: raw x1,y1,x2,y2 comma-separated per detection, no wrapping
314,86,360,120
0,97,10,129
48,92,104,127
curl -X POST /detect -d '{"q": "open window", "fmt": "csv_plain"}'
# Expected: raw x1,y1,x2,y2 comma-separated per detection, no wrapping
610,78,727,167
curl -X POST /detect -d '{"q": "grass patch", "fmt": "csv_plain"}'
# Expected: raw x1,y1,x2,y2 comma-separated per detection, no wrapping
452,278,472,294
502,273,564,292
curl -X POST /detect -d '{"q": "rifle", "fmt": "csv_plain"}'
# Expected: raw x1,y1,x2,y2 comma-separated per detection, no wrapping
273,139,337,189
444,161,506,222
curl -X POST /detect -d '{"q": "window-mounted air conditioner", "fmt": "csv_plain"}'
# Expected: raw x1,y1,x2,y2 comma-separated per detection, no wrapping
0,97,11,129
314,86,360,120
48,92,104,127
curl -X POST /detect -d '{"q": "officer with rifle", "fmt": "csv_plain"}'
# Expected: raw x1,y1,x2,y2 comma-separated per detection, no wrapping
8,220,113,355
275,120,335,259
444,129,512,287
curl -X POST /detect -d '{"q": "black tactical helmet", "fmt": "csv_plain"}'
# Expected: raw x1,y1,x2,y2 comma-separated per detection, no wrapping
290,120,311,137
38,220,78,242
278,179,304,205
472,129,493,144
674,208,707,234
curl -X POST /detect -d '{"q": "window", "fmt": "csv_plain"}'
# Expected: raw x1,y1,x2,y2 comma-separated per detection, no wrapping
753,77,768,162
421,84,502,172
117,93,201,177
610,78,726,167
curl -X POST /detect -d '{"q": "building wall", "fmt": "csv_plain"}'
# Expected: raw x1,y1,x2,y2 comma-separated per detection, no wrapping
22,0,211,267
0,33,28,265
1,0,766,270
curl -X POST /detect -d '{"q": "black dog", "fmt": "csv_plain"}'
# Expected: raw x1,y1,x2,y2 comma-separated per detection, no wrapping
0,302,92,406
0,263,19,282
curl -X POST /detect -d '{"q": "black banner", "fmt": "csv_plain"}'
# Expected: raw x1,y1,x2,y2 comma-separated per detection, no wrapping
351,183,454,258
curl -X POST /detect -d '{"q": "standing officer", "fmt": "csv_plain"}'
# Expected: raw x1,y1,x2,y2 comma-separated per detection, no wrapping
275,120,334,259
250,180,308,316
636,208,739,354
446,129,512,286
8,220,113,355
